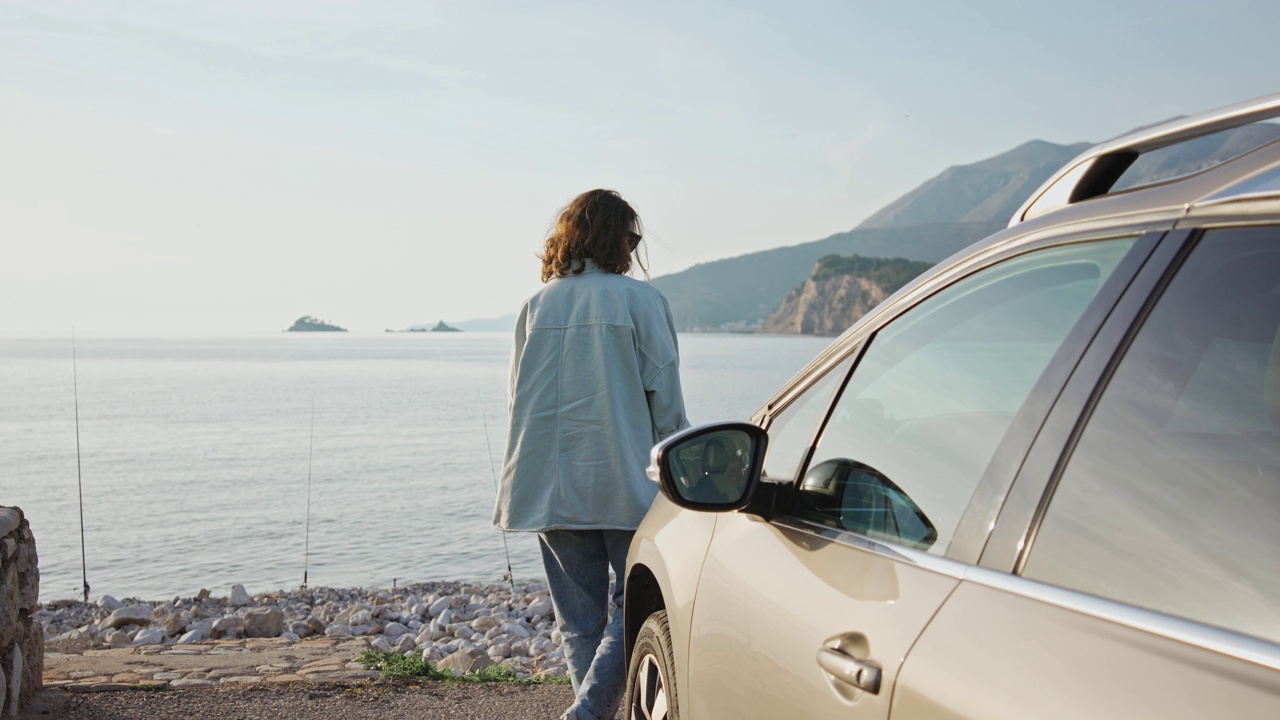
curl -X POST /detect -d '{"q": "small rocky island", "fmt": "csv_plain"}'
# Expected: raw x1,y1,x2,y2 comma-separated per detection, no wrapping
388,320,462,333
287,316,347,332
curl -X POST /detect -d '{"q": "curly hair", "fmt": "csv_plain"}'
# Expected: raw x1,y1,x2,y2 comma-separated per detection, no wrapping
540,189,645,282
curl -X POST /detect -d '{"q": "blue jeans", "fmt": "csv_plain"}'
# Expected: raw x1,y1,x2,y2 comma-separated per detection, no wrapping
539,529,634,720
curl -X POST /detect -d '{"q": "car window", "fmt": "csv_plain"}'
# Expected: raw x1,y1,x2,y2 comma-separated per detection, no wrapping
795,238,1137,554
1022,227,1280,644
762,355,854,480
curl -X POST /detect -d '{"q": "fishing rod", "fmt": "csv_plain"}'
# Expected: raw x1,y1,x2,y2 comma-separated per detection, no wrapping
302,394,315,590
71,331,90,603
477,384,516,594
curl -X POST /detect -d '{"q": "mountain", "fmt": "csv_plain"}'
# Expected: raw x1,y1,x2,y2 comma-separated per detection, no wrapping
652,222,1000,331
651,140,1086,332
654,124,1280,333
760,255,933,335
855,140,1090,229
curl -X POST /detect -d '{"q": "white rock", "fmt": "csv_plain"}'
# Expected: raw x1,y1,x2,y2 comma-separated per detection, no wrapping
104,606,154,630
350,609,373,626
132,627,166,645
437,608,454,626
281,631,301,643
437,648,494,674
393,635,416,654
105,629,130,647
97,595,123,611
369,637,393,654
471,616,501,632
500,622,531,639
177,628,205,644
524,600,553,619
487,643,511,660
455,627,475,641
243,606,284,638
427,596,452,618
229,584,253,606
162,612,188,636
382,622,409,639
324,624,351,638
211,616,244,639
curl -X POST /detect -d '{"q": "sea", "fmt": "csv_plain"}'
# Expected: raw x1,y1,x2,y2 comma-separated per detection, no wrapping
0,333,832,602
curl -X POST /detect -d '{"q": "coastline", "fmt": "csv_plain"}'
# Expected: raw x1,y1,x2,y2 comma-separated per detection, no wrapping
41,580,569,692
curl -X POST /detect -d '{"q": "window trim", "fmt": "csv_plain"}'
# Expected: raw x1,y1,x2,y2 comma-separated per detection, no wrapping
761,230,1165,564
977,228,1200,572
965,566,1280,673
758,344,861,482
1012,228,1205,575
781,517,1280,672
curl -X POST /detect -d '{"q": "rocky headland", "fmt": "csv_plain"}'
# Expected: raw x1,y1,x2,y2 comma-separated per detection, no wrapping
760,254,932,335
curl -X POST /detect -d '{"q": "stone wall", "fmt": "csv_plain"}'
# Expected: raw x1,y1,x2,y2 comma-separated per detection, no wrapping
0,507,42,715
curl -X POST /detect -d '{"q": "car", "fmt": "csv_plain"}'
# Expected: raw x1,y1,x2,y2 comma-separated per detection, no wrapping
623,92,1280,720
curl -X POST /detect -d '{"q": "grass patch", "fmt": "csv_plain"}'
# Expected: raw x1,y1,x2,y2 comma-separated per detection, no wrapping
358,651,569,685
132,683,171,692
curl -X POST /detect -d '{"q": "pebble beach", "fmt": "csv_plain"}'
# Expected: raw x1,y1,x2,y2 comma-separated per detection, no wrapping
39,581,571,691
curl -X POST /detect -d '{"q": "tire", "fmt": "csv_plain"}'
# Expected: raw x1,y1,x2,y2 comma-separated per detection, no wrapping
625,609,680,720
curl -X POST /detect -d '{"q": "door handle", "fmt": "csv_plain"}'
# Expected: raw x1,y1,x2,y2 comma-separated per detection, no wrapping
816,646,882,694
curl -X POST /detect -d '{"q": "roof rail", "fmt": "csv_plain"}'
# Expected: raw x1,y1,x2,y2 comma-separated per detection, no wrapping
1009,91,1280,227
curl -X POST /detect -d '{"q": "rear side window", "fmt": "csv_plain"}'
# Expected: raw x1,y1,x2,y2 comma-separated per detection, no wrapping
1023,227,1280,644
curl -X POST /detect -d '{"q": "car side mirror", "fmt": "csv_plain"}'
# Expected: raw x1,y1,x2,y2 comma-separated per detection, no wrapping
648,422,768,512
798,458,938,550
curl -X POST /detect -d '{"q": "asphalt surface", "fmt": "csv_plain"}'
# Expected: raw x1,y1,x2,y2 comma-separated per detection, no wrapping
19,681,580,720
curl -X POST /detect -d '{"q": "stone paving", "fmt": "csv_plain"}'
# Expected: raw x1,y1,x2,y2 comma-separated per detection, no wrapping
42,636,383,693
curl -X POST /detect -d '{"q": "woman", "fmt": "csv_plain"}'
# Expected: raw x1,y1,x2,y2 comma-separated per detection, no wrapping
494,189,688,720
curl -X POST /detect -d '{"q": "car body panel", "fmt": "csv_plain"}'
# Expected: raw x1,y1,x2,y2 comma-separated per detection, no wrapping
685,514,959,718
626,491,717,711
893,578,1280,719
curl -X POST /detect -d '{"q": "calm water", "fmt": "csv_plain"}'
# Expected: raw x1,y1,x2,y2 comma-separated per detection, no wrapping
0,333,831,601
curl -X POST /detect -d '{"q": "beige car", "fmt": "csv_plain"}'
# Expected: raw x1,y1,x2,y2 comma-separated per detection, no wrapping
624,92,1280,719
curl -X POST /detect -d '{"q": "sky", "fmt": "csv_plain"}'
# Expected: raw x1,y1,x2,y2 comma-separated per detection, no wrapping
3,0,1278,334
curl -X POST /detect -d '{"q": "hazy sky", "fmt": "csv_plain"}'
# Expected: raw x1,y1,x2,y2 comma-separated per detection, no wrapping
4,0,1278,334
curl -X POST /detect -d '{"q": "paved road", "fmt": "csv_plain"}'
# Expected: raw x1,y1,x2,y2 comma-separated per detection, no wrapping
20,682,580,720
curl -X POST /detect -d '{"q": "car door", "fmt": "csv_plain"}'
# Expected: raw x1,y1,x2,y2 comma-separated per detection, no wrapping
892,226,1280,719
684,234,1150,718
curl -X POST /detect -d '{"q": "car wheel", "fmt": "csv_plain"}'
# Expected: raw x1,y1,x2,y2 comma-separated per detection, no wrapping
626,609,680,720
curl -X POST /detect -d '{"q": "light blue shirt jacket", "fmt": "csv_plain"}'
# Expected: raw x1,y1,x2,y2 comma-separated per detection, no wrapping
493,261,689,532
